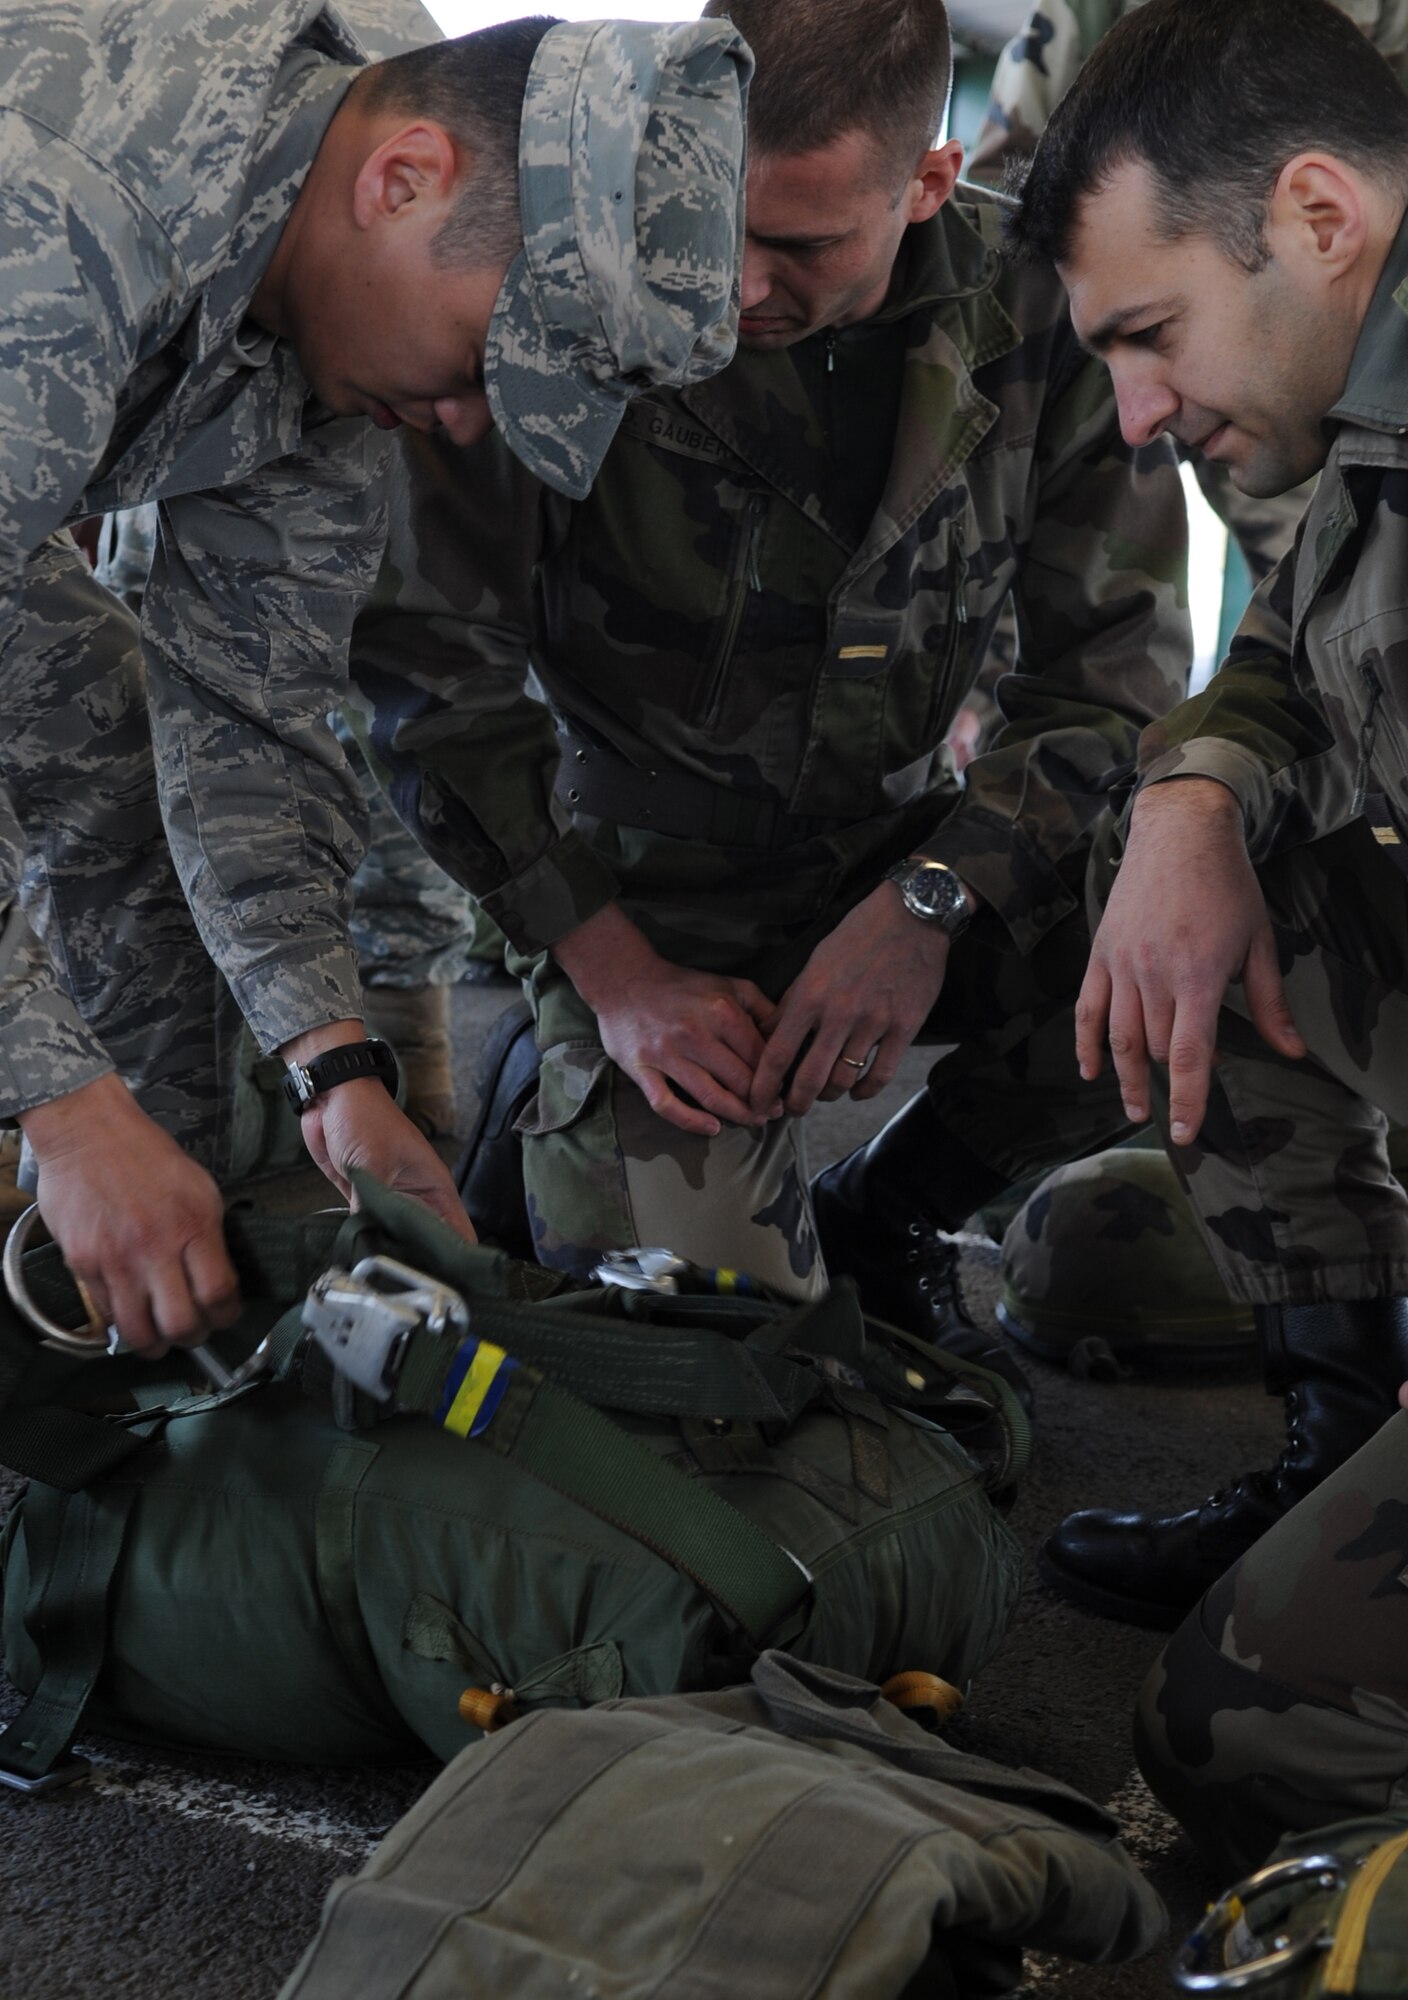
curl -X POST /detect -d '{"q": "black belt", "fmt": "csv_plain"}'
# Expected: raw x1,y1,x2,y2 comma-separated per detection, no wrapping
554,729,874,851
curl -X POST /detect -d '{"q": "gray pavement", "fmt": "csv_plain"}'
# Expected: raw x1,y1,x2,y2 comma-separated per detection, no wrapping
0,980,1285,1999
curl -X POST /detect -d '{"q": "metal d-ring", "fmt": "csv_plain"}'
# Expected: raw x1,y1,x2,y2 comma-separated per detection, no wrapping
1173,1852,1344,1992
2,1203,270,1397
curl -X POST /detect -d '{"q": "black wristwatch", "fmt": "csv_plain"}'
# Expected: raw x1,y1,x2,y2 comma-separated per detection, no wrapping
884,856,973,938
283,1038,399,1115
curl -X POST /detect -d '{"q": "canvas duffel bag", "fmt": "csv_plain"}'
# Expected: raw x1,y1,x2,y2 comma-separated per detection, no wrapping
279,1649,1166,2000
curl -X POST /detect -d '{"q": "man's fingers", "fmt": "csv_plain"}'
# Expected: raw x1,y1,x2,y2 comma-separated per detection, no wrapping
1105,979,1152,1124
1075,961,1112,1082
731,980,779,1030
102,1266,164,1357
634,1065,727,1137
183,1230,242,1332
750,1013,811,1115
1242,924,1306,1060
852,1030,905,1101
1165,989,1222,1147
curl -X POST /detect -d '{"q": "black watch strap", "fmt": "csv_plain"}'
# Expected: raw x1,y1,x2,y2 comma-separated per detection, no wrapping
283,1038,399,1114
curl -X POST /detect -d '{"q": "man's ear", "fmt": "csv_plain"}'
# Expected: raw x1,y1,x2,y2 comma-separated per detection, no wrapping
906,138,965,226
1269,151,1369,277
352,120,458,231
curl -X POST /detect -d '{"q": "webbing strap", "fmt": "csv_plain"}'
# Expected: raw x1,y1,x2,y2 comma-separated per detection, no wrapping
404,1333,811,1646
0,1400,152,1490
0,1481,135,1781
397,1300,821,1424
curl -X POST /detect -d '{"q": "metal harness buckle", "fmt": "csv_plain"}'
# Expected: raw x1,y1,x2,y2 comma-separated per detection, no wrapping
593,1247,690,1295
302,1255,469,1401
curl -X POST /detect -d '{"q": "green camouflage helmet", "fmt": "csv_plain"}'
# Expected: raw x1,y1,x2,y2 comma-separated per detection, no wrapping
997,1146,1255,1370
487,18,753,500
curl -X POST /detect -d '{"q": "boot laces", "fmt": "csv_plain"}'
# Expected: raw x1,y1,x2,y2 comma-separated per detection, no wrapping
905,1218,972,1323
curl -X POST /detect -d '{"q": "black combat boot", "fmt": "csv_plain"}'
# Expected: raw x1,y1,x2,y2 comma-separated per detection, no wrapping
454,998,541,1262
810,1091,1034,1408
1040,1296,1408,1628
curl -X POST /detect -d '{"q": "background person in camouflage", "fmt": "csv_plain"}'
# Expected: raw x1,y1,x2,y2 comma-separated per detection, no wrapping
1135,1405,1408,1882
351,0,1191,1388
1007,0,1408,1627
0,1,751,1355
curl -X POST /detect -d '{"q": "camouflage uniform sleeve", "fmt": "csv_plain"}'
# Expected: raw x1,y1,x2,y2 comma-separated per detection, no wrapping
1134,550,1347,855
916,346,1192,951
0,127,165,1110
141,417,391,1054
967,0,1115,184
347,429,620,954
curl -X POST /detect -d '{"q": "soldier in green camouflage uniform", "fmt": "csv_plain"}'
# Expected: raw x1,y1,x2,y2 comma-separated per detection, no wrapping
352,0,1191,1389
0,0,752,1353
1136,1408,1408,1880
962,0,1408,755
1006,0,1408,1626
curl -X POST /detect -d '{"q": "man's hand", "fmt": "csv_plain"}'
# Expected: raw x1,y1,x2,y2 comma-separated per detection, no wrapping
298,1078,477,1239
1076,778,1306,1144
19,1073,239,1357
553,904,777,1136
749,883,953,1118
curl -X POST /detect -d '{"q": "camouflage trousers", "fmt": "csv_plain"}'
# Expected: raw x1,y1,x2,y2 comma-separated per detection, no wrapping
6,534,481,1177
1093,811,1408,1307
512,897,1130,1295
1136,1406,1408,1881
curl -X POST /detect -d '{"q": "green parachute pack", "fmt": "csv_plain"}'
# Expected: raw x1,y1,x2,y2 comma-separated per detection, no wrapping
0,1175,1028,1786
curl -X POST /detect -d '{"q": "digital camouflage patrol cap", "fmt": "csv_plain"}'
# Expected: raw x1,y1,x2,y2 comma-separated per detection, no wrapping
485,16,753,499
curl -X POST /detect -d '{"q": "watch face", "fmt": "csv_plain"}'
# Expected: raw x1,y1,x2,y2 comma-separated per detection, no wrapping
896,862,968,930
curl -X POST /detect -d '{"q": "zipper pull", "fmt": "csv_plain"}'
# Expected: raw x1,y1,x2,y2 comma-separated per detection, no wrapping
1352,662,1384,817
747,495,764,593
825,332,836,373
953,540,969,623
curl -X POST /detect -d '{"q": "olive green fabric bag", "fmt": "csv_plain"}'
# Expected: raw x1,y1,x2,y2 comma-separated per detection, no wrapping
1176,1815,1408,1997
279,1649,1167,2000
0,1177,1027,1777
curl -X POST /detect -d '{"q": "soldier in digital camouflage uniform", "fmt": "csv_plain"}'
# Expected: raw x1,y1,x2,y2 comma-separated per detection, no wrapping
1136,1406,1408,1880
350,0,1192,1395
1005,0,1408,1626
87,487,483,1143
0,0,752,1354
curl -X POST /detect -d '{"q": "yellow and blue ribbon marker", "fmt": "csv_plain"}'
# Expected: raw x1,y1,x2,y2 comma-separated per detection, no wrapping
436,1335,518,1439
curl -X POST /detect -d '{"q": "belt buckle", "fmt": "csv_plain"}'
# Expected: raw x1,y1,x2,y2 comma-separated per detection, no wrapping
302,1254,469,1401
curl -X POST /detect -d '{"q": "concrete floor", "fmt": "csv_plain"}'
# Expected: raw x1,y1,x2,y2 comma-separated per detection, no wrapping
0,979,1285,1999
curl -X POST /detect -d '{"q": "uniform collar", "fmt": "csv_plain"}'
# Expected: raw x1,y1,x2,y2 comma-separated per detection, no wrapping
677,198,1013,546
194,44,361,365
866,196,1004,325
1327,205,1408,438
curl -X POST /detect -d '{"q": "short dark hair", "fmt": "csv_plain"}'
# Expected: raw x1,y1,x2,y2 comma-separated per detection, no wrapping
702,0,951,187
358,17,559,268
1010,0,1408,272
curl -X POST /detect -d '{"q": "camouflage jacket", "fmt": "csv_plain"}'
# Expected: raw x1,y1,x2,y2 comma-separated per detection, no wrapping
1135,214,1408,854
969,0,1408,181
353,186,1190,987
0,0,390,1111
